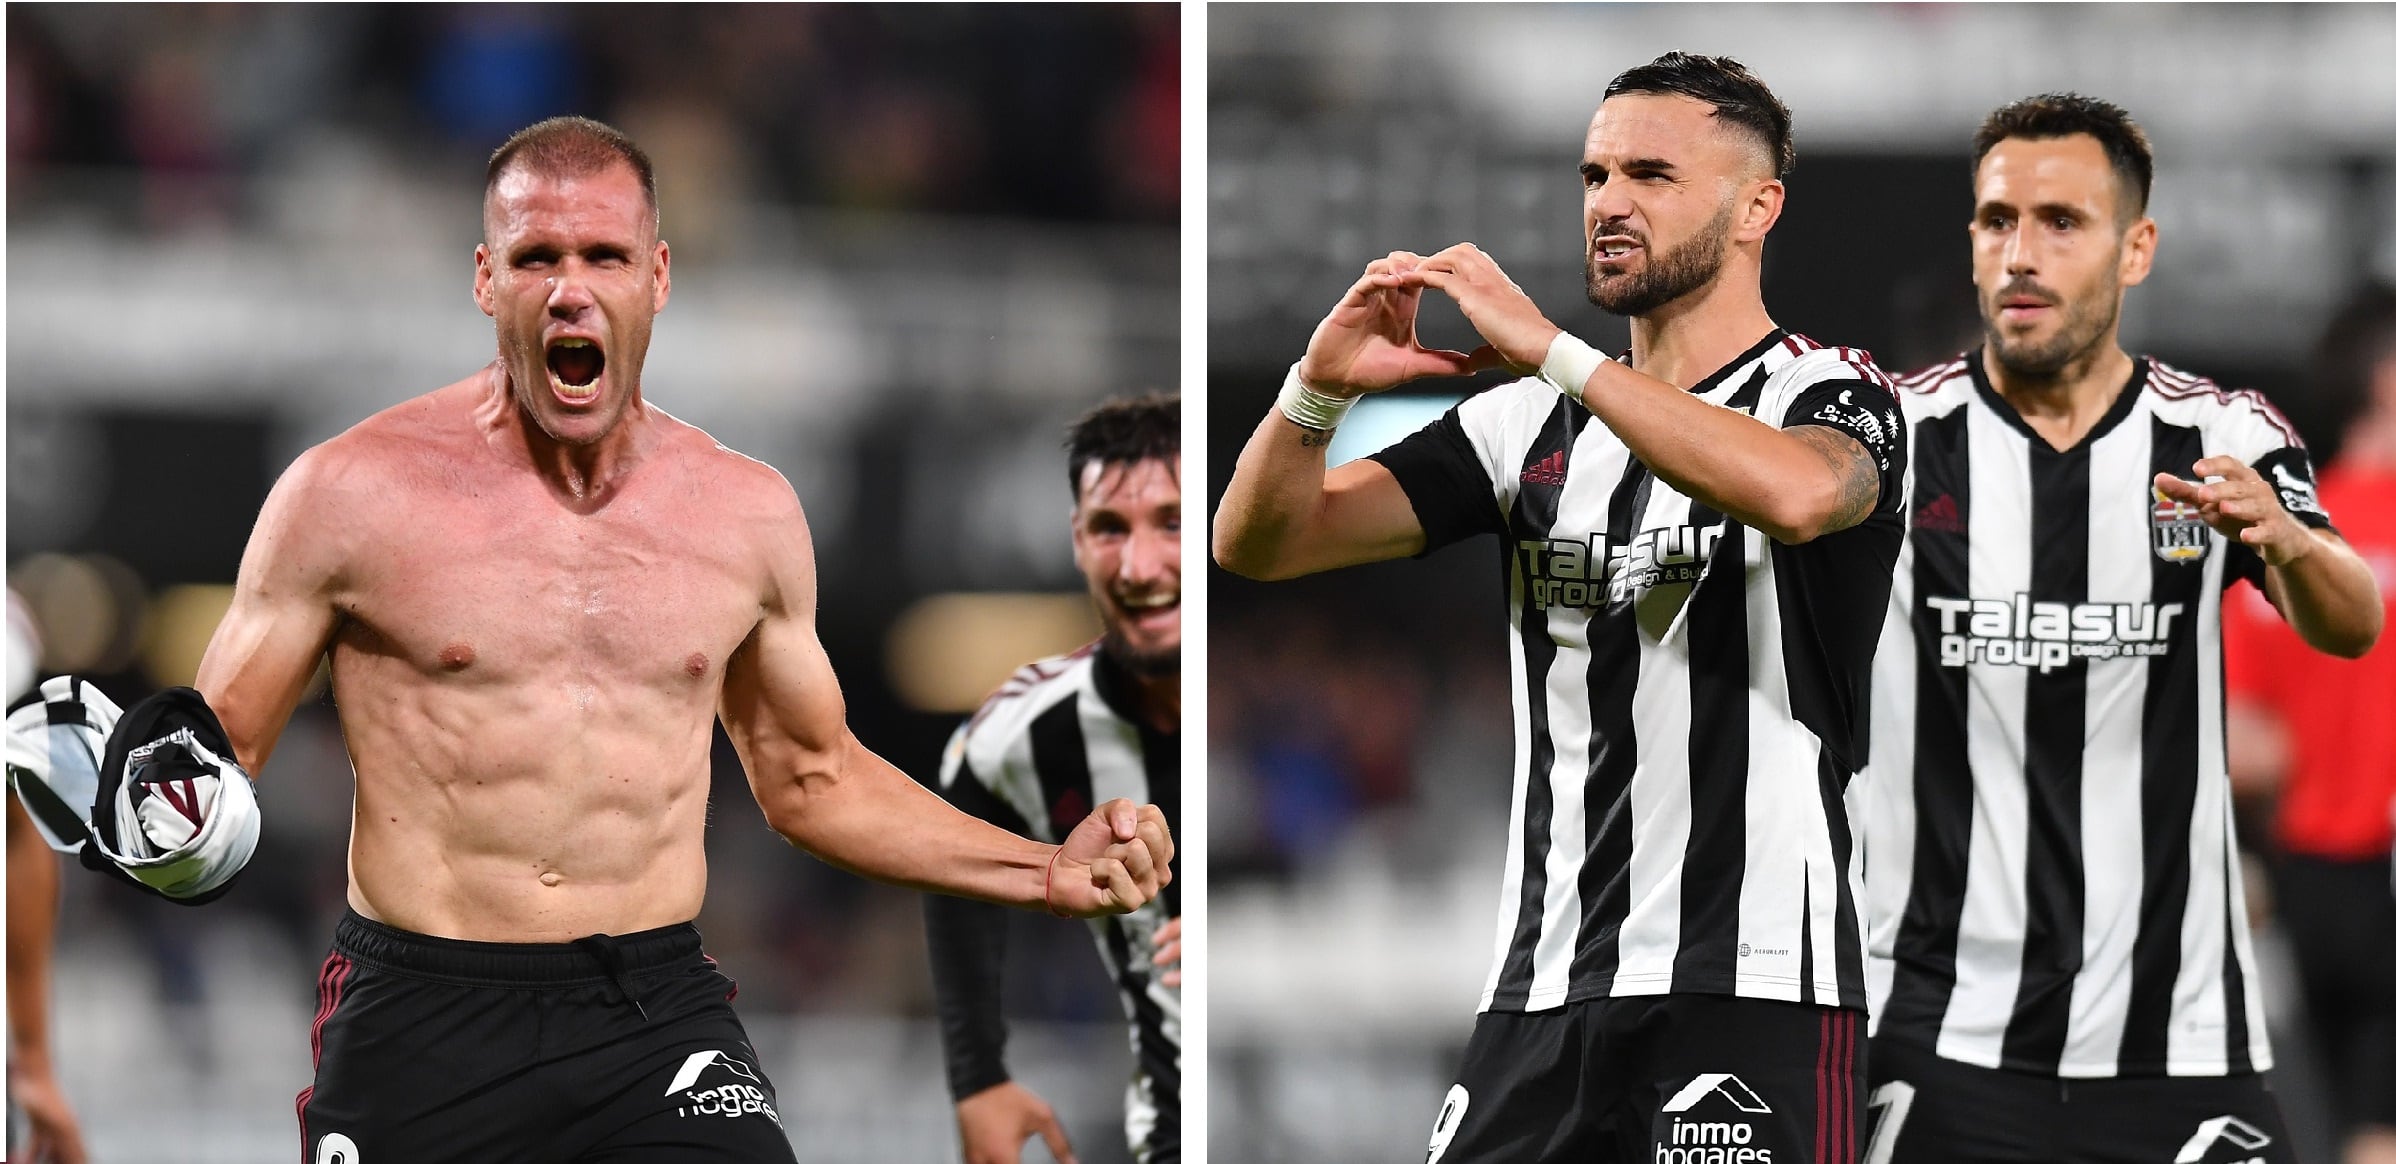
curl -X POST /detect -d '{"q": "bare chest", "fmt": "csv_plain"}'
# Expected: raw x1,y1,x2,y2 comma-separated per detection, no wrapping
335,486,762,688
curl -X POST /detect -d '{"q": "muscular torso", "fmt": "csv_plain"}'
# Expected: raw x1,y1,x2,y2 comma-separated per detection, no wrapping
313,381,773,941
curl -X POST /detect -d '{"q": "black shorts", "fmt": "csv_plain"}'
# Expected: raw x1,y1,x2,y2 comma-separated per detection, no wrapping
298,910,797,1164
1426,994,1866,1164
2270,850,2396,1133
1864,1036,2295,1164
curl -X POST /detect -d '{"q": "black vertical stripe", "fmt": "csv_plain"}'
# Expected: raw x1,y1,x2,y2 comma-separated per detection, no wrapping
1823,747,1868,1010
2121,417,2207,1067
1673,364,1774,988
1099,919,1181,1157
1675,512,1750,990
1569,438,1653,989
1138,716,1182,917
1028,700,1096,843
1797,875,1816,1005
1491,397,1584,1006
1883,408,1975,1040
2000,439,2093,1068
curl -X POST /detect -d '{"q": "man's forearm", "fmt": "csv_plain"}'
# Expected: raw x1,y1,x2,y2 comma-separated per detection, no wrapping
771,744,1055,908
1214,410,1338,580
1570,358,1856,543
2266,532,2383,658
6,805,59,1064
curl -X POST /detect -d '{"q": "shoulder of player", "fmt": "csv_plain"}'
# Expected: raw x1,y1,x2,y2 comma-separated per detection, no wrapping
2142,356,2305,445
1770,337,1896,393
648,409,807,517
955,644,1101,751
1751,339,1899,426
1460,374,1566,418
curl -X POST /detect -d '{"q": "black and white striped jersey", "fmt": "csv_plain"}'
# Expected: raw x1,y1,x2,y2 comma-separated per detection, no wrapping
1371,329,1906,1014
923,644,1181,1162
1855,349,2334,1078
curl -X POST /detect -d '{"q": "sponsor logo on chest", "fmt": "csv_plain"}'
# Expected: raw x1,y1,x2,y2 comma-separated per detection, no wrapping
1925,592,2184,671
1516,522,1729,610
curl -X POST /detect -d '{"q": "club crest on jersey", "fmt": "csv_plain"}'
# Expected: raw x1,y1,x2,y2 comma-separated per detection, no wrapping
2151,486,2209,564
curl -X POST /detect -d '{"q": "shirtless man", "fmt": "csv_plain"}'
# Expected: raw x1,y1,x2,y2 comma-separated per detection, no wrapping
87,116,1171,1162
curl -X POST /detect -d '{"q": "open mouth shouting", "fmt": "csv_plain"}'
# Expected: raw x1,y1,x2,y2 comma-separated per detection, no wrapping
1589,231,1645,269
546,335,606,403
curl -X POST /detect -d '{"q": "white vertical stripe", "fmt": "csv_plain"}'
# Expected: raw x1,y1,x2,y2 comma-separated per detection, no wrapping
1737,525,1809,1002
2168,552,2233,1071
1079,680,1152,814
2223,789,2274,1071
1614,480,1692,994
2061,409,2153,1075
1525,439,1622,1005
1526,602,1594,1007
1938,405,2033,1069
1859,469,1921,1030
1481,563,1537,1011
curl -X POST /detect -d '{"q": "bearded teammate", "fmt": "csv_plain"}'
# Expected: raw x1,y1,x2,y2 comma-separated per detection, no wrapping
1218,54,1903,1164
7,116,1172,1162
1852,95,2382,1164
925,394,1182,1164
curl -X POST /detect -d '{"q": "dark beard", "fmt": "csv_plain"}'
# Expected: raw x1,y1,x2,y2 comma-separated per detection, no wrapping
1586,201,1735,317
1982,274,2121,380
1102,629,1179,679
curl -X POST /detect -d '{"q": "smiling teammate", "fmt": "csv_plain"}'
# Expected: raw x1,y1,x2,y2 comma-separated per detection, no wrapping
8,116,1173,1163
926,394,1182,1164
1218,53,1903,1164
1852,94,2382,1164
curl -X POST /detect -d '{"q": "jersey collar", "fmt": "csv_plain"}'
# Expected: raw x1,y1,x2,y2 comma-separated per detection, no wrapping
1965,346,2149,454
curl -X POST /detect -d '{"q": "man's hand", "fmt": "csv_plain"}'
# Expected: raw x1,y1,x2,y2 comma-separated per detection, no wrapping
1299,251,1495,397
1153,916,1182,988
1048,799,1173,918
2153,456,2315,568
1386,243,1564,375
956,1080,1076,1164
9,1056,89,1164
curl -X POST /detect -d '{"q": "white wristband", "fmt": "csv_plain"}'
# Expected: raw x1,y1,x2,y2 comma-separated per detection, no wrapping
1539,332,1607,405
1276,363,1358,432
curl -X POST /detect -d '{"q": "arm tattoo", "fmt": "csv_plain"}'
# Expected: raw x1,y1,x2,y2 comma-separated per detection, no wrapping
1789,425,1881,534
1298,428,1336,448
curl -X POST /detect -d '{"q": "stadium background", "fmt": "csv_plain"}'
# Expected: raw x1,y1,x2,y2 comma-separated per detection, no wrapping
1208,5,2396,1163
5,5,1177,1161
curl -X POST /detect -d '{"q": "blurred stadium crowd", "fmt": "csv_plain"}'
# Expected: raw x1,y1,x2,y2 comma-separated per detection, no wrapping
1209,5,2396,1163
7,5,1175,1161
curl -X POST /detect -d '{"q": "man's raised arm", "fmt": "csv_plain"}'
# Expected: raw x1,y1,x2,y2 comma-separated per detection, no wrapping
1213,252,1496,580
193,444,352,775
719,477,1170,916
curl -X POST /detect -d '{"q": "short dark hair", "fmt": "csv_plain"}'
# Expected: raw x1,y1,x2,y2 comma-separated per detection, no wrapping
1066,393,1179,500
484,116,658,231
1972,94,2154,220
1603,52,1794,181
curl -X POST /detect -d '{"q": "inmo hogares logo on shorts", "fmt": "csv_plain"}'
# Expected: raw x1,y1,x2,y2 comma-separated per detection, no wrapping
1657,1073,1773,1164
664,1048,781,1125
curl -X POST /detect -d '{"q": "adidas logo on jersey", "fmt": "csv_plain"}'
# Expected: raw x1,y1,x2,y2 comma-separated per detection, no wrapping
1522,450,1567,486
1656,1074,1774,1163
1913,493,1964,534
